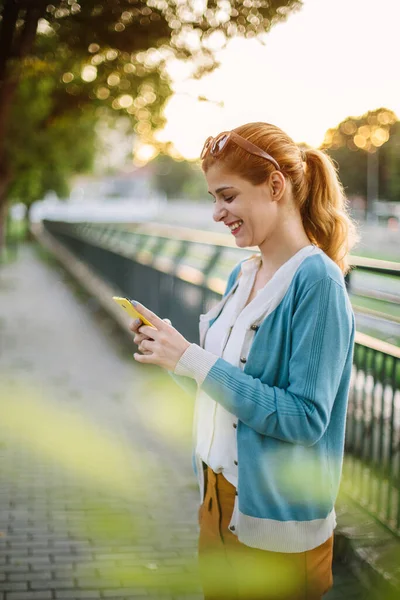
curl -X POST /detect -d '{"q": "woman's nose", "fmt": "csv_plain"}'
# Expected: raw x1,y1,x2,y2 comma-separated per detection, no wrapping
213,203,227,223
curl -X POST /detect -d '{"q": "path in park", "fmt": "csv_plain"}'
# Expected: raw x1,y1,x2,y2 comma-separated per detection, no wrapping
0,244,367,600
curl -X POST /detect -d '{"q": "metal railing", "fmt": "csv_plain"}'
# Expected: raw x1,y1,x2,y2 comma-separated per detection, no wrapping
343,335,400,536
345,255,400,327
41,219,400,537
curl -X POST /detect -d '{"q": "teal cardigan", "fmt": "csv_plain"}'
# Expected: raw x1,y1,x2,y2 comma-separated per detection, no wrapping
170,251,355,552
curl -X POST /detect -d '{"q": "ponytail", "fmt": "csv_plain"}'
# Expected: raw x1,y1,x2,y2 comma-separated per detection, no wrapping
301,148,359,275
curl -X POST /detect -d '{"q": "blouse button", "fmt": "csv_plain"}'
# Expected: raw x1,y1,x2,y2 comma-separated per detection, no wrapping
234,460,238,466
230,525,236,531
250,324,259,331
240,357,247,364
233,423,237,429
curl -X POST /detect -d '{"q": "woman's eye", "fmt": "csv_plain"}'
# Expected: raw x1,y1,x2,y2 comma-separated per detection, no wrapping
212,195,235,204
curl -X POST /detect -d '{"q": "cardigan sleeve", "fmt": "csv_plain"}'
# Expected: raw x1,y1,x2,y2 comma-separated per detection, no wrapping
174,276,355,447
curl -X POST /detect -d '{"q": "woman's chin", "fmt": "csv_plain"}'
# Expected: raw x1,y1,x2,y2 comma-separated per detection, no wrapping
233,233,248,247
235,235,246,248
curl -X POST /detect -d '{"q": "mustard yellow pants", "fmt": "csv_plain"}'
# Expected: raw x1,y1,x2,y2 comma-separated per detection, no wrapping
198,467,333,600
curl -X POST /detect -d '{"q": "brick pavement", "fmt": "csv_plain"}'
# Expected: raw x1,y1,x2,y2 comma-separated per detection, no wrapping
0,245,368,600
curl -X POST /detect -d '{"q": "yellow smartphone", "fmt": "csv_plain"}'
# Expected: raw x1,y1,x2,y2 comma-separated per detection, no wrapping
112,297,155,328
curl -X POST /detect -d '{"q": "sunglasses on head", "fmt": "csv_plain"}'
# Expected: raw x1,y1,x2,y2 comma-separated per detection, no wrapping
200,130,281,171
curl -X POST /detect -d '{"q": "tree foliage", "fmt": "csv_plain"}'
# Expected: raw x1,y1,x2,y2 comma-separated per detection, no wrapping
150,154,207,200
0,0,303,248
4,1,400,228
321,108,399,202
380,120,400,202
7,59,97,207
1,0,303,154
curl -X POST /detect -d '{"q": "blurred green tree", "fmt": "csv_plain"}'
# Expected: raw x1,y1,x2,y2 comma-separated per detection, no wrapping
321,108,399,217
379,120,400,202
0,0,303,250
7,60,97,223
150,154,207,200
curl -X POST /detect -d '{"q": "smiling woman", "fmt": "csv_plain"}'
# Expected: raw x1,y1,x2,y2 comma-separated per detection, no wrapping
202,122,358,273
131,121,358,600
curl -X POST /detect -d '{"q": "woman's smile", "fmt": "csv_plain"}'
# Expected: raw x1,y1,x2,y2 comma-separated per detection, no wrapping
231,222,243,236
226,219,244,235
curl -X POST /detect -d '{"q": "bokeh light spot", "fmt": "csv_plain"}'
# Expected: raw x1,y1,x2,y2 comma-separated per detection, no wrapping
62,72,74,83
81,65,97,82
124,63,136,74
96,87,110,100
354,134,367,149
107,73,121,86
106,49,119,61
341,121,357,135
118,94,134,108
358,125,370,138
371,127,389,146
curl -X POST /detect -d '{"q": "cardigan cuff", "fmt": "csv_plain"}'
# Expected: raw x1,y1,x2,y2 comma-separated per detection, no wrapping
174,344,219,385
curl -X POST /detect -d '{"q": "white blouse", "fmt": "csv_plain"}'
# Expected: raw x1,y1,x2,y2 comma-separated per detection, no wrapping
196,256,260,486
194,245,318,488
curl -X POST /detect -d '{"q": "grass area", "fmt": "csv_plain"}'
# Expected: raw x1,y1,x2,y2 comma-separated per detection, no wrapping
0,219,27,265
7,218,28,240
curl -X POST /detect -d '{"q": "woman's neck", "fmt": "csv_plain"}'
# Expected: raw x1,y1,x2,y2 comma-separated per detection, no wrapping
257,222,311,278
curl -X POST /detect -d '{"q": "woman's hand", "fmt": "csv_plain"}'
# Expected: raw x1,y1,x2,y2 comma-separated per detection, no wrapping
129,302,190,371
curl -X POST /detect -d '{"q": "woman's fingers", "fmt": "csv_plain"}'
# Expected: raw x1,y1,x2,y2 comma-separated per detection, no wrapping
129,318,142,333
133,332,154,345
131,315,173,358
131,301,168,331
130,318,155,345
138,338,155,355
130,316,171,333
138,345,152,355
131,316,171,341
139,338,154,352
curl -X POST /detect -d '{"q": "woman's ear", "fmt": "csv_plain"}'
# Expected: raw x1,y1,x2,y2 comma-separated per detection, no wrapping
269,171,286,201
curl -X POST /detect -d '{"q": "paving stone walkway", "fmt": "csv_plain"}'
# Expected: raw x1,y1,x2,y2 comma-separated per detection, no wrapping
0,245,368,600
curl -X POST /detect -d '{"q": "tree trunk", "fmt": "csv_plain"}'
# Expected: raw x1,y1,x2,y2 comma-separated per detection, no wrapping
0,162,13,255
25,203,34,241
0,2,46,253
0,195,8,255
0,1,19,252
0,74,15,253
0,1,19,84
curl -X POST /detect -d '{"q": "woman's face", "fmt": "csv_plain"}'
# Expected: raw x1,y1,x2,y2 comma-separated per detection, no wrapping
205,162,285,248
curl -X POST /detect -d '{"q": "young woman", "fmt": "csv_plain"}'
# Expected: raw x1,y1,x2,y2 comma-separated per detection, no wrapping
130,122,357,599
